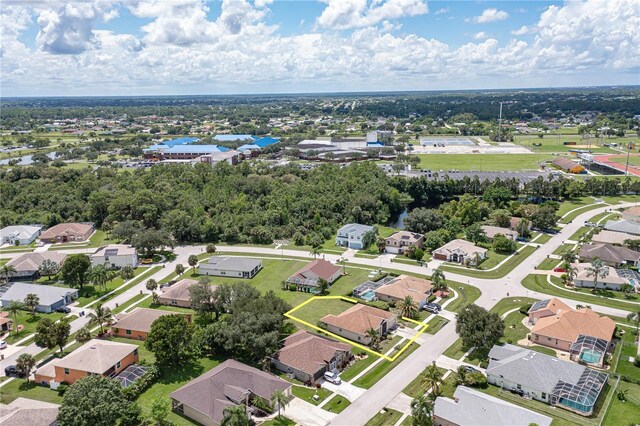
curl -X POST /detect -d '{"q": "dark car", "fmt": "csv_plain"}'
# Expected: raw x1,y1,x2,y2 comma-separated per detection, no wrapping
462,365,480,374
510,387,525,397
4,365,25,378
423,302,442,314
55,306,71,314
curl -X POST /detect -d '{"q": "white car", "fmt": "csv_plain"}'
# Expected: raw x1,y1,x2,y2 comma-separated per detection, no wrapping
323,371,342,385
0,340,7,349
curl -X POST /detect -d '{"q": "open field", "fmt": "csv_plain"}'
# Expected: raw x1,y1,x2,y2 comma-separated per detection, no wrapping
415,153,553,171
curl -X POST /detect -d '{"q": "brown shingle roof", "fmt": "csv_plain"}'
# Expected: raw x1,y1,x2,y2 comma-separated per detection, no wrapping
38,339,138,376
291,259,341,282
579,243,640,265
532,308,615,343
40,222,94,239
114,308,180,332
528,297,572,316
170,359,291,425
321,304,396,335
374,275,433,301
158,279,200,304
274,330,351,377
6,252,67,273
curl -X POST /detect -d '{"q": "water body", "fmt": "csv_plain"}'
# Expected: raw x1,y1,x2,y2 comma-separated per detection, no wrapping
388,208,408,229
0,152,57,165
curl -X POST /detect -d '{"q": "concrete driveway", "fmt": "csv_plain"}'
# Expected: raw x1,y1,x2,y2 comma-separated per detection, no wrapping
322,381,365,401
286,398,336,426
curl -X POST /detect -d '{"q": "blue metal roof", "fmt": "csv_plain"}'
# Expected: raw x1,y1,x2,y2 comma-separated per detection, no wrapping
161,137,200,147
164,145,228,154
367,142,384,147
238,144,260,151
252,136,280,148
213,134,256,142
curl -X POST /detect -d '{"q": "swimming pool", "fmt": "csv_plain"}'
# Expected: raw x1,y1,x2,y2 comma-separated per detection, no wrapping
580,349,601,364
359,290,376,301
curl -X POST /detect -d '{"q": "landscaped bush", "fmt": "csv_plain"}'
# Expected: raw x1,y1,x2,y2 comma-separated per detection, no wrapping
122,364,160,400
288,284,296,291
519,303,532,315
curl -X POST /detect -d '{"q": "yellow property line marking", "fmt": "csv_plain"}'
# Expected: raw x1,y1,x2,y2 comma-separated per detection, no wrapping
285,295,428,362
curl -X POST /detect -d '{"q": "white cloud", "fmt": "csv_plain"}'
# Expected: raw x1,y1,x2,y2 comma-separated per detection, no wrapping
473,31,488,40
435,7,449,15
511,25,531,35
316,0,428,30
468,8,509,24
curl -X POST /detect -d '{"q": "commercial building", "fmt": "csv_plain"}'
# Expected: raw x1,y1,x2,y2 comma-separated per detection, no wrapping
198,256,263,279
0,225,43,246
320,304,397,345
170,359,291,426
91,244,138,268
144,144,230,160
1,282,77,313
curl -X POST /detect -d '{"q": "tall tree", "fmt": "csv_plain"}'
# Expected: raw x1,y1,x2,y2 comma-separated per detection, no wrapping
430,268,447,293
271,389,290,419
397,295,419,319
220,405,249,426
189,278,218,317
145,314,193,365
586,258,609,292
464,223,487,245
456,304,505,353
16,353,37,381
188,255,199,273
146,279,158,292
365,327,381,351
206,244,217,254
76,326,92,344
410,395,434,426
60,254,91,289
39,259,59,280
421,362,443,396
1,264,16,282
7,301,22,334
23,293,40,318
120,265,135,281
175,264,185,276
87,304,114,335
88,265,114,293
317,278,329,295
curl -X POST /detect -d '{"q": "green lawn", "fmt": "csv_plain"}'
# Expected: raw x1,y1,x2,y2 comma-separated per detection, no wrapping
2,310,67,344
569,226,595,242
135,298,195,314
521,274,640,311
424,315,449,335
441,245,537,279
557,197,598,217
262,416,296,426
603,381,640,426
136,356,224,425
291,298,355,326
76,266,151,306
403,366,448,398
48,230,119,250
291,385,332,405
364,408,404,426
553,244,576,255
352,343,419,389
339,335,404,382
112,293,149,314
473,249,510,270
537,257,561,270
559,203,607,224
613,328,640,382
0,379,63,405
323,395,351,414
600,195,640,205
533,233,552,244
416,154,553,171
443,282,481,313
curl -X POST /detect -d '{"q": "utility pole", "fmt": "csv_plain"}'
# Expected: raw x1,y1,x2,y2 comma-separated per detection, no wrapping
625,141,632,176
497,102,503,142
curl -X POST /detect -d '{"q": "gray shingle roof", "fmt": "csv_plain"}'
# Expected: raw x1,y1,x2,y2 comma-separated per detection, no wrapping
1,282,77,307
203,256,262,272
0,225,43,240
337,223,375,237
604,220,640,236
487,344,591,394
434,386,552,426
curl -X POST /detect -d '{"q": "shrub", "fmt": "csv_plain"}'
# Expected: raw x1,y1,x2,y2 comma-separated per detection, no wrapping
519,303,532,315
57,383,69,396
122,365,161,401
288,284,297,291
466,372,487,388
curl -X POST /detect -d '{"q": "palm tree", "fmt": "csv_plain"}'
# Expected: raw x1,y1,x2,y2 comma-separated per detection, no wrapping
421,362,443,396
7,301,23,334
188,255,199,273
175,264,185,276
563,262,577,285
23,293,40,318
620,283,634,299
586,258,609,292
16,353,37,382
0,264,16,282
410,395,434,426
120,265,135,281
454,365,468,386
627,309,640,339
317,278,329,295
271,389,290,418
430,268,446,292
365,327,381,351
310,247,320,259
87,304,113,335
220,405,249,426
398,295,418,319
146,279,158,292
88,265,114,293
376,236,387,253
38,259,59,280
561,251,577,265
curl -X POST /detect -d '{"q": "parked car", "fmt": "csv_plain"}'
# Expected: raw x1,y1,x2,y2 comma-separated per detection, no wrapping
553,267,566,273
4,365,25,378
423,302,442,314
141,258,154,265
0,340,7,349
462,365,480,374
516,237,528,242
323,371,342,385
55,306,71,314
510,387,525,397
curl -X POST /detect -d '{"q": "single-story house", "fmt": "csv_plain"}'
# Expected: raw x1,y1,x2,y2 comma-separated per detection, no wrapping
0,311,12,332
5,252,67,281
531,308,615,367
0,225,43,246
320,304,397,345
286,259,342,292
433,386,552,426
335,223,376,249
271,330,352,384
40,222,95,244
604,219,640,236
170,359,291,426
384,231,424,254
0,282,78,313
622,206,640,223
579,243,640,267
374,275,433,308
527,298,572,325
509,217,531,232
432,239,488,264
591,230,638,245
113,308,190,340
198,256,262,279
487,344,608,416
157,279,200,308
573,262,630,291
90,244,138,268
34,339,139,387
0,398,59,426
481,225,518,241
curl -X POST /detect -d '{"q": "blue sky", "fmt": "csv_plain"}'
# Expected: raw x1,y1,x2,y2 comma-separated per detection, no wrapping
2,0,638,96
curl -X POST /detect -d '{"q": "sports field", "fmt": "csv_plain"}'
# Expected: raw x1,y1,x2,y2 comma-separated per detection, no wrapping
416,153,553,171
514,134,637,154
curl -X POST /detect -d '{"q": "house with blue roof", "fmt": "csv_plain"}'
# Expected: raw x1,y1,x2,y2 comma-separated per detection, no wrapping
161,137,200,147
213,134,256,142
238,136,280,153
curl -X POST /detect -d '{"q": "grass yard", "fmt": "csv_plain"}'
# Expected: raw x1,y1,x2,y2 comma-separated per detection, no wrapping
107,336,155,363
600,195,640,205
559,203,607,224
533,233,552,244
323,395,351,414
364,408,404,426
112,293,149,314
557,197,598,217
262,416,296,426
569,226,594,242
603,381,640,426
589,211,620,225
424,315,449,335
0,379,63,405
340,335,405,382
48,230,119,250
443,282,481,313
136,356,224,425
553,244,576,255
613,328,640,382
441,245,537,279
521,274,640,312
415,154,553,171
76,266,150,306
403,366,448,398
2,310,67,344
352,342,419,389
135,298,195,314
537,257,561,270
291,385,332,405
290,298,355,326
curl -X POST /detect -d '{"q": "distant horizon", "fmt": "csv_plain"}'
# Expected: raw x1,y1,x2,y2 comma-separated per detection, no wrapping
3,84,639,101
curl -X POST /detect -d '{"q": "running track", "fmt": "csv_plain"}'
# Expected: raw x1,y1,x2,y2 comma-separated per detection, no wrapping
593,154,640,176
